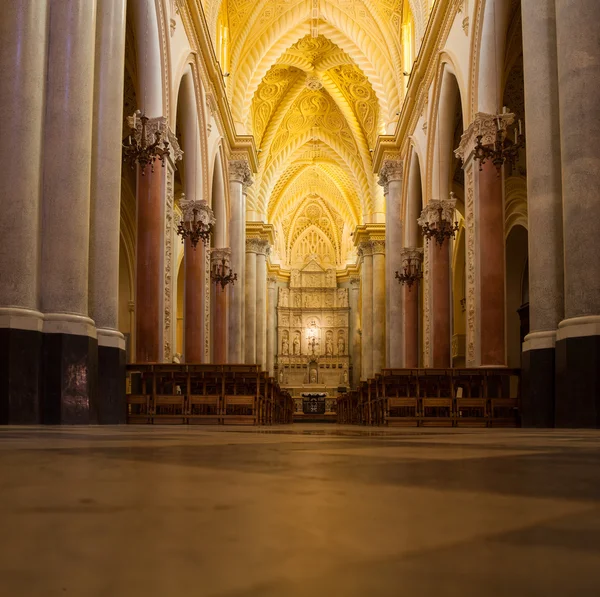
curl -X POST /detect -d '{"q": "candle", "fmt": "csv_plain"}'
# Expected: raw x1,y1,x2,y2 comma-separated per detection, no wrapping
515,128,517,143
519,119,522,135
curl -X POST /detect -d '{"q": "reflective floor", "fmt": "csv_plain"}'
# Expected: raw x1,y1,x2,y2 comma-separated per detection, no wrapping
1,425,600,596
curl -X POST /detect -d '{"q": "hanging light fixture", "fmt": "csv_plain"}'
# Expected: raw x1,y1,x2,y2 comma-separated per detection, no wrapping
122,110,170,175
473,109,524,175
211,256,237,289
395,248,424,289
418,192,459,247
176,194,215,248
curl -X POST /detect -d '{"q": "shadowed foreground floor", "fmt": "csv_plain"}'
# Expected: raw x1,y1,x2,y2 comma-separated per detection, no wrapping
1,425,600,596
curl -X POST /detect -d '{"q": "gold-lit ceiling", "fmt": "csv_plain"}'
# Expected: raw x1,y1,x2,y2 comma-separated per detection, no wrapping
204,0,410,268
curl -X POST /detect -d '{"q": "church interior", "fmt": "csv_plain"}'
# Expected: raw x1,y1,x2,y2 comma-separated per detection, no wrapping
1,0,600,593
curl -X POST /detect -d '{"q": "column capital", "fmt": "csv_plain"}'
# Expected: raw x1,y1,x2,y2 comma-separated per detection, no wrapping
267,276,278,289
246,237,270,256
126,113,183,164
378,157,404,194
357,241,373,258
455,111,515,163
210,247,231,266
371,239,386,255
350,277,361,287
418,194,458,228
400,246,424,264
228,158,253,189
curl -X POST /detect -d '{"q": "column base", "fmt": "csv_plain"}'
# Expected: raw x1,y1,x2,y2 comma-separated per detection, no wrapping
555,320,600,428
41,316,98,424
521,347,555,428
0,328,43,424
97,331,126,424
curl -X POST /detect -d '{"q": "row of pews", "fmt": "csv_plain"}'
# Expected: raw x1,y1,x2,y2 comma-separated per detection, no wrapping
337,368,521,427
126,364,294,425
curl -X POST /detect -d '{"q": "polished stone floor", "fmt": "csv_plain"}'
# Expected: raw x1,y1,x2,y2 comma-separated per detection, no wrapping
1,425,600,596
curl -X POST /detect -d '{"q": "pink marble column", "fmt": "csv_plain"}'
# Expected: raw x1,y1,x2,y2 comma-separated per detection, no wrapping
135,167,163,363
404,284,420,367
431,240,451,368
211,248,230,363
478,160,506,365
184,239,205,363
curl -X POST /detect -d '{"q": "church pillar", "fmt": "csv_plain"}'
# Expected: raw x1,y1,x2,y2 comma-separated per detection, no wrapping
372,241,386,375
554,0,600,426
521,0,564,426
456,113,512,367
379,157,404,368
210,248,230,363
244,241,257,363
40,0,98,423
267,277,278,377
255,242,269,369
430,240,451,368
359,242,373,380
349,278,361,387
402,249,423,368
0,0,48,423
89,0,127,422
184,240,206,363
228,160,252,363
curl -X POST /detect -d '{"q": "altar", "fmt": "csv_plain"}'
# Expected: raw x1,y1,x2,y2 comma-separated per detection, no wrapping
276,260,351,417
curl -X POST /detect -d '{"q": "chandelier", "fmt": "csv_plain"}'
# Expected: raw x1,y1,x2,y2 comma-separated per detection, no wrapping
474,112,524,175
176,194,215,249
395,248,423,289
418,193,459,247
211,257,237,289
122,110,170,175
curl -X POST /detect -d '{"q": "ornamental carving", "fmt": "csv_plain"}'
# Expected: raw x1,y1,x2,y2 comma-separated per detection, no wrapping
246,238,270,255
378,158,404,191
228,159,253,187
210,247,232,268
357,240,373,258
465,167,476,366
455,112,516,163
371,239,386,255
163,166,175,362
418,198,457,228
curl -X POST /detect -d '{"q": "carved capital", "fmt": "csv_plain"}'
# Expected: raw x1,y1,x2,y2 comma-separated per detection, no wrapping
267,276,278,290
400,246,424,265
126,113,182,163
178,194,215,227
371,239,386,255
357,240,373,258
228,159,253,189
418,194,458,228
455,111,515,163
210,247,231,267
349,277,361,287
378,158,404,191
246,237,270,255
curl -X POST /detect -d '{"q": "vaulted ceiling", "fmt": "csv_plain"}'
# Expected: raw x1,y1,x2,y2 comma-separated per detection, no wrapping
203,0,410,268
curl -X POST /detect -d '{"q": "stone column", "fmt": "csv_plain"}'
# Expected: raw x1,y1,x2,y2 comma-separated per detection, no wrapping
40,0,98,424
359,242,373,380
210,248,230,363
133,118,181,363
267,277,278,377
255,241,270,369
379,158,404,368
228,160,252,363
554,0,600,427
349,277,361,387
521,0,564,426
372,240,386,375
184,239,206,363
401,248,423,368
89,0,127,423
244,240,257,363
0,0,49,423
456,113,512,367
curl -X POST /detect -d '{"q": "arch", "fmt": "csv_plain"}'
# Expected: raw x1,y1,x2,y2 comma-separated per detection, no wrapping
404,144,424,246
211,147,228,248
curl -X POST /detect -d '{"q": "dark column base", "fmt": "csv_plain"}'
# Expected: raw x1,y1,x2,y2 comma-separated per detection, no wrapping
0,328,42,424
96,345,126,424
521,347,555,427
42,333,98,425
555,335,600,428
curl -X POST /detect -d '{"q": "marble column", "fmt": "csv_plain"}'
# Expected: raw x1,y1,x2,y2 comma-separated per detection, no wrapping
554,0,600,427
430,240,451,368
228,160,252,363
379,158,404,368
244,240,257,363
349,278,361,387
184,239,206,363
456,113,512,367
39,0,98,424
359,242,373,380
521,0,564,426
0,0,48,423
255,241,269,369
89,0,127,423
267,277,278,377
372,240,386,375
401,248,423,368
210,248,230,363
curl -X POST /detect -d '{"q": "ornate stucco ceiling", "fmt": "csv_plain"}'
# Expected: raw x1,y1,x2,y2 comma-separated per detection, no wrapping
202,0,414,268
